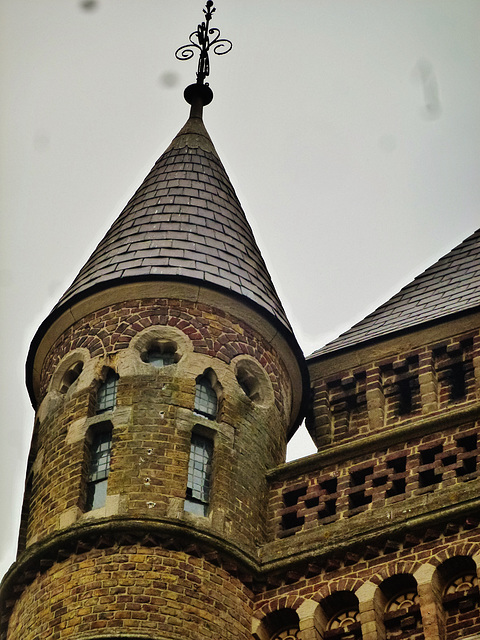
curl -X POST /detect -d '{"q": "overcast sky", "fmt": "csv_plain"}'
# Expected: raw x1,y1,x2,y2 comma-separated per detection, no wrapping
1,0,479,581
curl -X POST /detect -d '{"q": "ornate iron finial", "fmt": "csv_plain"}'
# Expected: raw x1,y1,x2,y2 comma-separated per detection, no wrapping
175,0,232,86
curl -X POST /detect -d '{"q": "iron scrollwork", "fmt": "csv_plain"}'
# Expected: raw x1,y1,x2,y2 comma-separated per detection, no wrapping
175,0,232,84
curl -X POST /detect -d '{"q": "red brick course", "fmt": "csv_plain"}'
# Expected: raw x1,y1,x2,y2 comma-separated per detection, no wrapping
39,298,289,416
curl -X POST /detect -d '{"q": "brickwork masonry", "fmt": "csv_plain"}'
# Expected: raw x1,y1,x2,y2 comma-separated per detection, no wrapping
7,546,253,640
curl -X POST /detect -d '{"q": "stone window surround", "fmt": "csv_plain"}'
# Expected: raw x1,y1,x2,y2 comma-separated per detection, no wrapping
194,370,220,419
58,406,132,532
47,347,91,396
233,354,275,408
176,413,235,532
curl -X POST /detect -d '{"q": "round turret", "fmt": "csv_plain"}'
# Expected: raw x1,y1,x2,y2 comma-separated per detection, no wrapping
1,83,307,638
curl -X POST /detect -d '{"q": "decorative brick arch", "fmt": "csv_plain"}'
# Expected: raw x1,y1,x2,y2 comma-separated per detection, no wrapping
430,542,480,568
255,595,306,619
368,559,420,586
39,298,289,411
314,576,364,602
42,331,105,395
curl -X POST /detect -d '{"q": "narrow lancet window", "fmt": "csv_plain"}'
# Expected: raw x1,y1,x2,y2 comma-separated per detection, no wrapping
194,375,217,419
96,369,118,414
86,428,112,511
185,433,213,516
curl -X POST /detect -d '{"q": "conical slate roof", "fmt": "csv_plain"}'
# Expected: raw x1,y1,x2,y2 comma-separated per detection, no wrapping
55,112,291,332
312,228,480,357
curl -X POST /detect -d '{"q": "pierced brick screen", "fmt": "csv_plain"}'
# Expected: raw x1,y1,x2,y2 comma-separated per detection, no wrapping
272,424,480,538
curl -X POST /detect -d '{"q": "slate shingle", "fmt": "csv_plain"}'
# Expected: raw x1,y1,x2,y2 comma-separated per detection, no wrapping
54,114,291,332
312,229,480,358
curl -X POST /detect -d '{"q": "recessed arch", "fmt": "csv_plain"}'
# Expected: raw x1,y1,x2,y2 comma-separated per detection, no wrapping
320,591,362,640
253,608,300,640
232,355,274,407
49,348,90,395
435,555,480,640
379,574,422,640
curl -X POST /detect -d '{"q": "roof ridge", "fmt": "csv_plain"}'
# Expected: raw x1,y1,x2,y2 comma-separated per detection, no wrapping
310,228,480,358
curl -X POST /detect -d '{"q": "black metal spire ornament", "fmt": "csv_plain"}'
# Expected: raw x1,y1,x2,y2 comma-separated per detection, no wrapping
175,0,232,109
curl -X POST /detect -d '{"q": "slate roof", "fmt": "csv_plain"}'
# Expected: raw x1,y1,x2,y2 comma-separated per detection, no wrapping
311,228,480,358
55,113,292,332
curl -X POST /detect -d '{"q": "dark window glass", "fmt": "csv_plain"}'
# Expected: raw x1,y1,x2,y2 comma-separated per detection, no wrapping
194,376,217,419
185,434,213,516
96,370,118,414
86,430,112,511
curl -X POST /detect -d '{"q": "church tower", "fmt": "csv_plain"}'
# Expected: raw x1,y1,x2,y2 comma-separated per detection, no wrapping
0,5,307,638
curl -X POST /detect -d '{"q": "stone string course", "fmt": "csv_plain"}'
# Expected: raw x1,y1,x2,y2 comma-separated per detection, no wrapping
6,547,253,640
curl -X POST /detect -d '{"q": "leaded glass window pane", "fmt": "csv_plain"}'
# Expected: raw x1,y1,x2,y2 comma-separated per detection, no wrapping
96,370,118,414
185,434,213,516
194,376,217,419
86,430,112,511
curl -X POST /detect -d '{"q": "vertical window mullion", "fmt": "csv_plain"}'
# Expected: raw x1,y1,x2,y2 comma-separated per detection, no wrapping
185,433,213,516
86,429,112,511
96,370,118,414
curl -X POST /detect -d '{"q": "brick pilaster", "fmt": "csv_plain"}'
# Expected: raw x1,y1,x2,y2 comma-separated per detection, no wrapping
366,366,384,431
419,351,438,414
415,564,445,640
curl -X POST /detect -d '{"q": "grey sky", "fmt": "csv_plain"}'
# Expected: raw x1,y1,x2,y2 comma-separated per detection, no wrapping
1,0,479,581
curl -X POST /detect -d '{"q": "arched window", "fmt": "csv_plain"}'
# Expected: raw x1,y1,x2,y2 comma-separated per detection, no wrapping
85,425,112,511
256,609,300,640
194,374,217,419
439,556,480,640
380,574,421,640
185,432,213,516
96,369,118,414
322,591,362,640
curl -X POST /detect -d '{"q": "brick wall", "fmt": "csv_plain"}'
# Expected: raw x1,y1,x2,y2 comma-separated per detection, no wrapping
25,298,291,554
253,531,480,640
269,421,480,540
7,546,253,640
309,331,480,447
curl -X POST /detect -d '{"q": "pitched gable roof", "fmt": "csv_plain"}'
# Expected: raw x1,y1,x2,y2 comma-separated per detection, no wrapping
311,228,480,358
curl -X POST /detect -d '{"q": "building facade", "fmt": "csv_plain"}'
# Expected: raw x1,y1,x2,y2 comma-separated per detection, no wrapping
1,47,480,640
